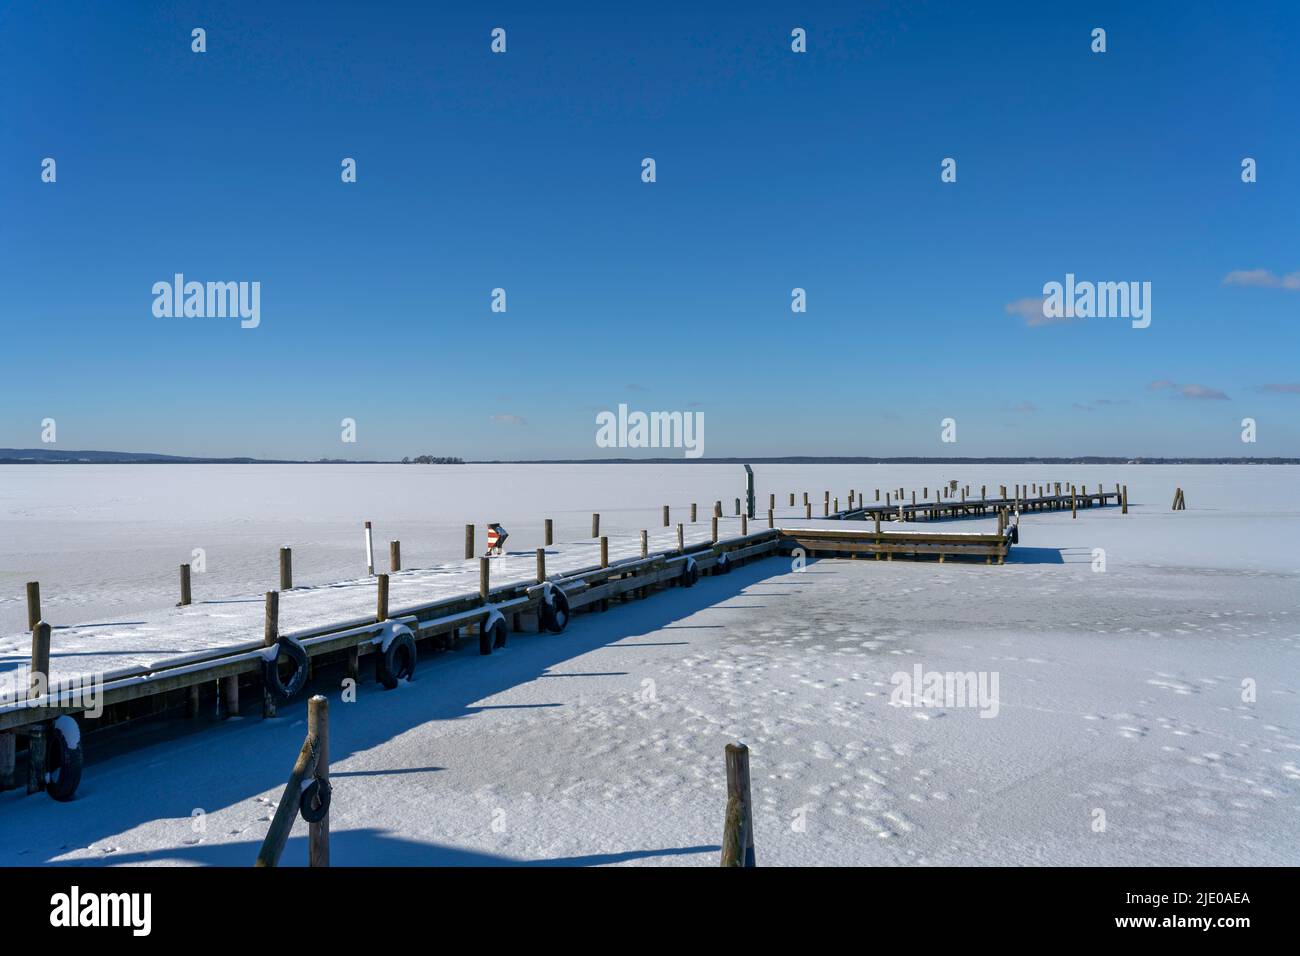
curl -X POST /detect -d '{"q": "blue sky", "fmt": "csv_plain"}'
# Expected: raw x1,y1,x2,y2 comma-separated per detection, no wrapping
2,1,1297,460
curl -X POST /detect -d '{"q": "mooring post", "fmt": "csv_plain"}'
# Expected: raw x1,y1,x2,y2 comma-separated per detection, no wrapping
662,505,669,527
735,497,741,516
591,513,600,538
1122,485,1129,514
1071,486,1077,518
308,695,330,867
179,563,192,606
536,547,546,582
280,547,293,589
26,722,46,795
741,514,748,535
789,493,795,506
263,591,279,718
768,508,774,529
376,573,389,621
691,503,697,522
874,512,881,534
479,557,490,599
640,530,648,559
805,502,812,519
464,524,475,560
712,516,719,544
223,673,240,719
714,500,722,518
677,523,684,550
544,518,553,546
389,541,400,573
25,581,40,632
30,620,50,699
721,742,756,867
600,536,609,568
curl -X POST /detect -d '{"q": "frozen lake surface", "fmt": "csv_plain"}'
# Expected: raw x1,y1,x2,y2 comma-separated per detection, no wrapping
0,464,1297,865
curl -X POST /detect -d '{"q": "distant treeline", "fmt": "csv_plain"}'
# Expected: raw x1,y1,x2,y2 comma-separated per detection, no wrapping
401,455,465,464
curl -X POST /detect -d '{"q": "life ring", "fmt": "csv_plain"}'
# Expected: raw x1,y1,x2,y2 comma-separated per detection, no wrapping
680,557,700,588
480,616,507,655
376,629,416,689
539,586,570,634
299,776,331,823
45,715,83,803
264,637,309,700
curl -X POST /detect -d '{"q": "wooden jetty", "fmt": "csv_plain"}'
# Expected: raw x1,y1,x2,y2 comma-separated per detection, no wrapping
0,478,1128,800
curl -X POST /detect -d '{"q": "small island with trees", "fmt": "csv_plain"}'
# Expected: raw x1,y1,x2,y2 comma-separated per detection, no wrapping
401,455,465,464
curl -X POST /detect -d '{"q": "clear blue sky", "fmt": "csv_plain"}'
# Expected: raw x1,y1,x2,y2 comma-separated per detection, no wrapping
2,1,1297,460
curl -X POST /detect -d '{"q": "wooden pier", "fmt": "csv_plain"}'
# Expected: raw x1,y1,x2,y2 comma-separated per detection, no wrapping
0,478,1128,800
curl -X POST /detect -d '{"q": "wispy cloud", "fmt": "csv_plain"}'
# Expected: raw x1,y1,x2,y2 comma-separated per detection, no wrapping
1004,295,1071,327
1010,401,1036,413
1074,398,1129,411
1259,383,1300,394
1149,380,1229,400
490,413,527,425
1222,269,1300,290
625,383,650,392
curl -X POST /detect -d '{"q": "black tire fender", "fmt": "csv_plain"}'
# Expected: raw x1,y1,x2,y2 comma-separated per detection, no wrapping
715,552,731,575
45,716,83,803
264,637,309,700
480,612,507,655
376,627,417,689
681,557,700,588
299,776,331,823
539,585,570,634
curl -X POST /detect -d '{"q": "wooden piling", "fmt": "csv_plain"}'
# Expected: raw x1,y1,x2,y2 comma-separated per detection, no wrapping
280,547,293,589
179,563,192,606
1122,485,1128,514
741,514,748,535
536,548,546,582
544,518,553,546
662,505,669,527
389,541,400,573
479,558,490,599
721,742,756,867
677,523,684,550
376,574,389,621
26,723,46,795
25,581,40,632
805,503,811,519
264,591,279,647
640,530,648,559
30,620,50,699
0,731,14,791
600,536,609,568
308,695,330,867
223,674,240,719
768,508,774,529
712,516,719,543
691,503,698,522
591,513,600,538
464,524,475,560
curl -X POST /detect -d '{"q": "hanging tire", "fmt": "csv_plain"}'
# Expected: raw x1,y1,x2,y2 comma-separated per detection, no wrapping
680,558,700,588
480,617,506,655
264,638,309,700
299,777,331,823
715,552,731,575
539,587,570,634
45,716,83,803
377,630,416,689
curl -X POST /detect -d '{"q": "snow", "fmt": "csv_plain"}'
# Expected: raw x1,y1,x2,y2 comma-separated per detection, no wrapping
52,714,80,751
0,463,1298,865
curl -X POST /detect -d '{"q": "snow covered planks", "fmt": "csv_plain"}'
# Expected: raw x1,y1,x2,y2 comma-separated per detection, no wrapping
777,526,1013,564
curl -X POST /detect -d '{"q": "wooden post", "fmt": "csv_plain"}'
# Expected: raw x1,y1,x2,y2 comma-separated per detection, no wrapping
30,620,51,699
640,530,648,558
308,695,330,867
721,743,756,867
691,503,698,522
833,497,838,513
544,518,553,546
536,547,546,582
26,722,46,795
223,675,240,719
389,541,400,573
714,500,722,518
263,591,279,718
768,508,774,529
591,513,600,538
874,512,881,534
254,701,327,868
479,557,490,599
875,489,880,501
734,497,741,516
179,563,192,606
1122,485,1129,514
376,574,389,621
711,516,719,543
0,731,14,792
741,514,748,535
600,536,609,568
677,523,684,550
769,493,775,510
464,524,475,560
25,581,40,632
280,547,293,589
1071,487,1077,518
789,493,795,506
805,502,811,519
662,505,670,527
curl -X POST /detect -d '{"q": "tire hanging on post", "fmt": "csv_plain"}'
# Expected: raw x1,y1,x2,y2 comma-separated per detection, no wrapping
264,637,309,700
45,715,83,802
539,584,570,634
376,628,416,689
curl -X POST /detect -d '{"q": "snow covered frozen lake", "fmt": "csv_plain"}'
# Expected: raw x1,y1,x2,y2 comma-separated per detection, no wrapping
1,463,1297,865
